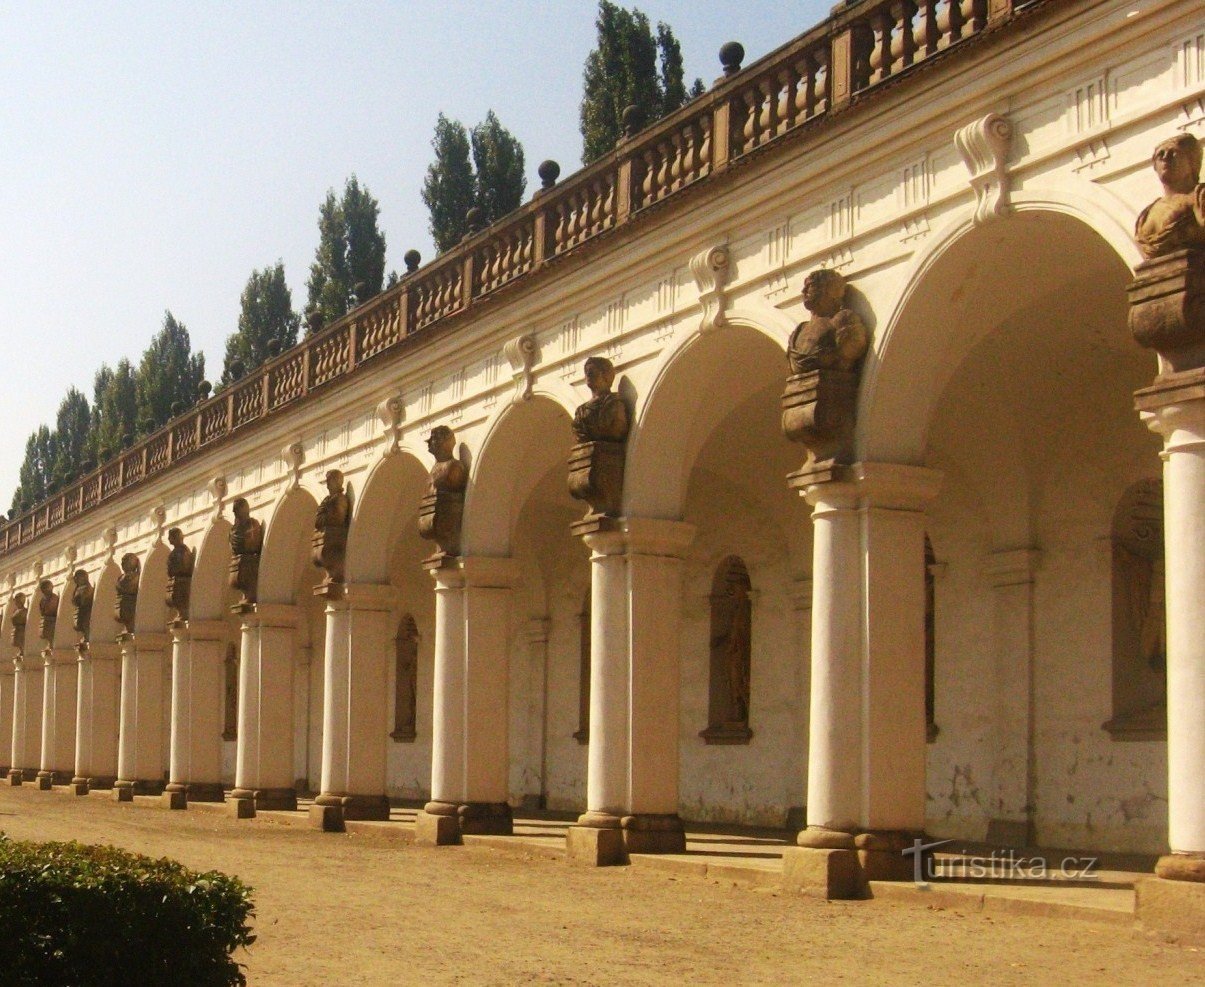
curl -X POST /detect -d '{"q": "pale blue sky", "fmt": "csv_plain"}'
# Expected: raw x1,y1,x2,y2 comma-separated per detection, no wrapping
0,1,829,504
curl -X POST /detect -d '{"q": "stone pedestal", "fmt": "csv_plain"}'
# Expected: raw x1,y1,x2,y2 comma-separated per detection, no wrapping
417,558,517,846
76,642,119,792
114,633,168,797
417,489,464,564
164,621,227,810
565,519,694,865
781,368,860,468
568,441,625,521
1137,368,1205,885
231,606,298,816
312,585,395,831
789,464,940,897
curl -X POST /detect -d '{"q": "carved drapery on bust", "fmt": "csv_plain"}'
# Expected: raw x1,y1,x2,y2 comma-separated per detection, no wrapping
9,592,26,655
782,268,869,480
228,498,263,610
37,579,58,647
312,469,351,590
165,527,195,623
418,426,467,566
71,569,93,645
1129,134,1205,373
114,553,140,636
568,356,630,526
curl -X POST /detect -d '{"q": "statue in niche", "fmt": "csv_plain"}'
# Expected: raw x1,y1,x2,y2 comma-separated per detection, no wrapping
222,642,238,741
418,426,466,563
1134,133,1205,260
701,557,753,744
9,592,27,655
37,579,58,647
114,553,140,636
568,357,629,522
312,469,351,587
391,615,419,742
228,498,263,609
71,569,93,645
165,527,195,623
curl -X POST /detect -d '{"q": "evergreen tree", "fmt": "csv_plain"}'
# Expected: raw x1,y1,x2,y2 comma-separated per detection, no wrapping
579,2,703,164
90,362,138,462
421,114,476,253
471,111,526,225
305,177,388,332
50,388,91,489
11,427,56,512
135,312,205,435
222,262,300,384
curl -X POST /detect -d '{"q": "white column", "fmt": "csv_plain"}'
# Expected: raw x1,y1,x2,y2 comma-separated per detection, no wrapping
71,646,92,794
36,650,57,788
14,656,43,783
0,662,13,777
115,632,168,798
231,605,298,814
313,584,394,828
985,548,1040,847
164,620,226,808
568,518,694,864
417,557,516,844
1141,386,1205,880
8,656,32,784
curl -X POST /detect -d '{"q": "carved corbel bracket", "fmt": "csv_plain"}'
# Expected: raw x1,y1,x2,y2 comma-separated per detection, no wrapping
503,334,539,403
103,527,117,561
209,476,227,518
955,113,1013,225
282,441,305,489
64,544,77,566
690,244,731,332
376,396,404,454
32,559,44,580
150,505,167,540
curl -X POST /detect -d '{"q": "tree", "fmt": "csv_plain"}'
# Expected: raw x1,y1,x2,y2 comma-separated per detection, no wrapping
135,312,206,435
91,360,138,462
10,426,56,513
421,114,475,253
221,262,300,384
50,388,91,489
471,111,526,225
305,177,388,332
579,2,704,164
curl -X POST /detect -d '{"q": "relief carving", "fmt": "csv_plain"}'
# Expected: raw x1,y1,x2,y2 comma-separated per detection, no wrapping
568,357,629,524
1129,134,1205,372
312,469,351,590
781,269,869,479
165,527,195,623
418,426,467,566
114,553,140,636
37,579,58,647
228,498,263,610
71,569,94,646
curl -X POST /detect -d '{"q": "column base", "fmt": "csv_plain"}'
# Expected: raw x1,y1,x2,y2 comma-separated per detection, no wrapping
70,777,89,796
310,793,390,831
1155,852,1205,883
415,808,461,845
782,847,866,899
415,800,513,845
566,812,686,866
86,776,115,791
786,826,922,896
1137,874,1205,946
229,792,256,819
7,769,23,787
162,784,188,811
113,782,134,802
566,823,626,866
35,771,53,790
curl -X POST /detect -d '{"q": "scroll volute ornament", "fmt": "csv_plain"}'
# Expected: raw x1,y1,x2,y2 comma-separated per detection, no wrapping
418,426,467,567
71,569,94,646
781,268,869,479
9,592,27,655
114,553,140,636
37,579,58,647
1129,134,1205,373
228,498,263,611
568,357,630,527
165,527,195,623
312,469,351,592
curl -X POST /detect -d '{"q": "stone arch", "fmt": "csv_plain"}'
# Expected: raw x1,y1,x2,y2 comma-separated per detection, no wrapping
52,569,75,649
191,518,233,622
345,449,430,585
461,394,577,557
133,541,170,634
90,561,122,645
258,488,320,605
625,320,789,521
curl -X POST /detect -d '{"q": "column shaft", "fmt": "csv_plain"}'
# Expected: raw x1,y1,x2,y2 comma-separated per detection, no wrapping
115,634,167,796
165,622,226,807
0,668,13,776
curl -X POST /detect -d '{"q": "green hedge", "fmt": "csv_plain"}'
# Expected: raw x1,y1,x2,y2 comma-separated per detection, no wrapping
0,834,255,986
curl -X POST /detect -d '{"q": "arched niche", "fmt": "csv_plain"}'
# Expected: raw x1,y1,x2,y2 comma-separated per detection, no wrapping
345,451,430,585
90,561,123,645
258,488,321,605
133,542,170,635
191,518,233,622
700,555,753,745
390,614,419,743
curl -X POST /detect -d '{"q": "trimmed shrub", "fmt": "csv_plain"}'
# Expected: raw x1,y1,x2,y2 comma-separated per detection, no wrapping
0,834,255,986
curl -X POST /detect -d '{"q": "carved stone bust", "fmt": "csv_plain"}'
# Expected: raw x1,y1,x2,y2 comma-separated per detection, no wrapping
9,592,27,654
426,426,467,494
1135,133,1205,260
165,527,195,623
787,268,869,375
228,498,263,608
37,578,58,646
418,426,466,562
568,357,629,523
313,469,351,587
71,569,94,644
115,553,141,636
572,357,629,443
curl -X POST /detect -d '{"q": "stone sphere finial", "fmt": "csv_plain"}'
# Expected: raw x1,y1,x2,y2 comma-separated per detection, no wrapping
267,339,282,358
538,160,560,190
719,41,745,76
171,400,185,417
305,306,323,334
465,207,485,236
621,105,643,139
197,380,212,403
230,358,246,380
404,249,421,273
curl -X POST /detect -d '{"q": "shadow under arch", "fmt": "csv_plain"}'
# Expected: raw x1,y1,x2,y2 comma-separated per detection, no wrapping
258,488,320,605
191,519,234,622
859,202,1150,466
345,450,430,585
90,560,123,645
134,542,170,635
625,321,789,520
461,395,577,558
51,569,77,649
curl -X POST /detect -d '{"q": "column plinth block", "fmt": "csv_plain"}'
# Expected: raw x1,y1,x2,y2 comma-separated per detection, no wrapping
566,825,627,866
7,769,23,787
415,810,462,846
35,771,53,790
70,780,89,797
113,782,134,802
782,847,866,899
1137,875,1205,946
230,795,256,819
162,788,188,811
1156,852,1205,883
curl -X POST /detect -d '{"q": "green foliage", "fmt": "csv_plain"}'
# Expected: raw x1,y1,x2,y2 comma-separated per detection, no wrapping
471,111,526,225
51,388,91,490
10,428,54,514
135,311,206,435
0,834,255,986
421,114,476,253
579,1,704,164
92,359,138,462
221,262,300,384
305,176,387,332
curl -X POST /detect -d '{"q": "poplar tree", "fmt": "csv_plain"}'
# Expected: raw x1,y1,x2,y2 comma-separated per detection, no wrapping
471,111,526,225
421,114,476,253
306,177,388,332
91,360,138,461
134,312,206,434
221,262,300,384
50,388,91,489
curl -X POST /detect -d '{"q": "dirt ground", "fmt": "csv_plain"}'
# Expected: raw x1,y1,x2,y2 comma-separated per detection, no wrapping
0,786,1199,986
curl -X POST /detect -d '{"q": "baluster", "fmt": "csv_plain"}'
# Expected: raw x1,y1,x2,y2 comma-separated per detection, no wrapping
916,0,939,57
666,132,682,192
741,87,758,147
869,8,893,84
697,116,713,176
961,0,986,35
892,1,918,69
